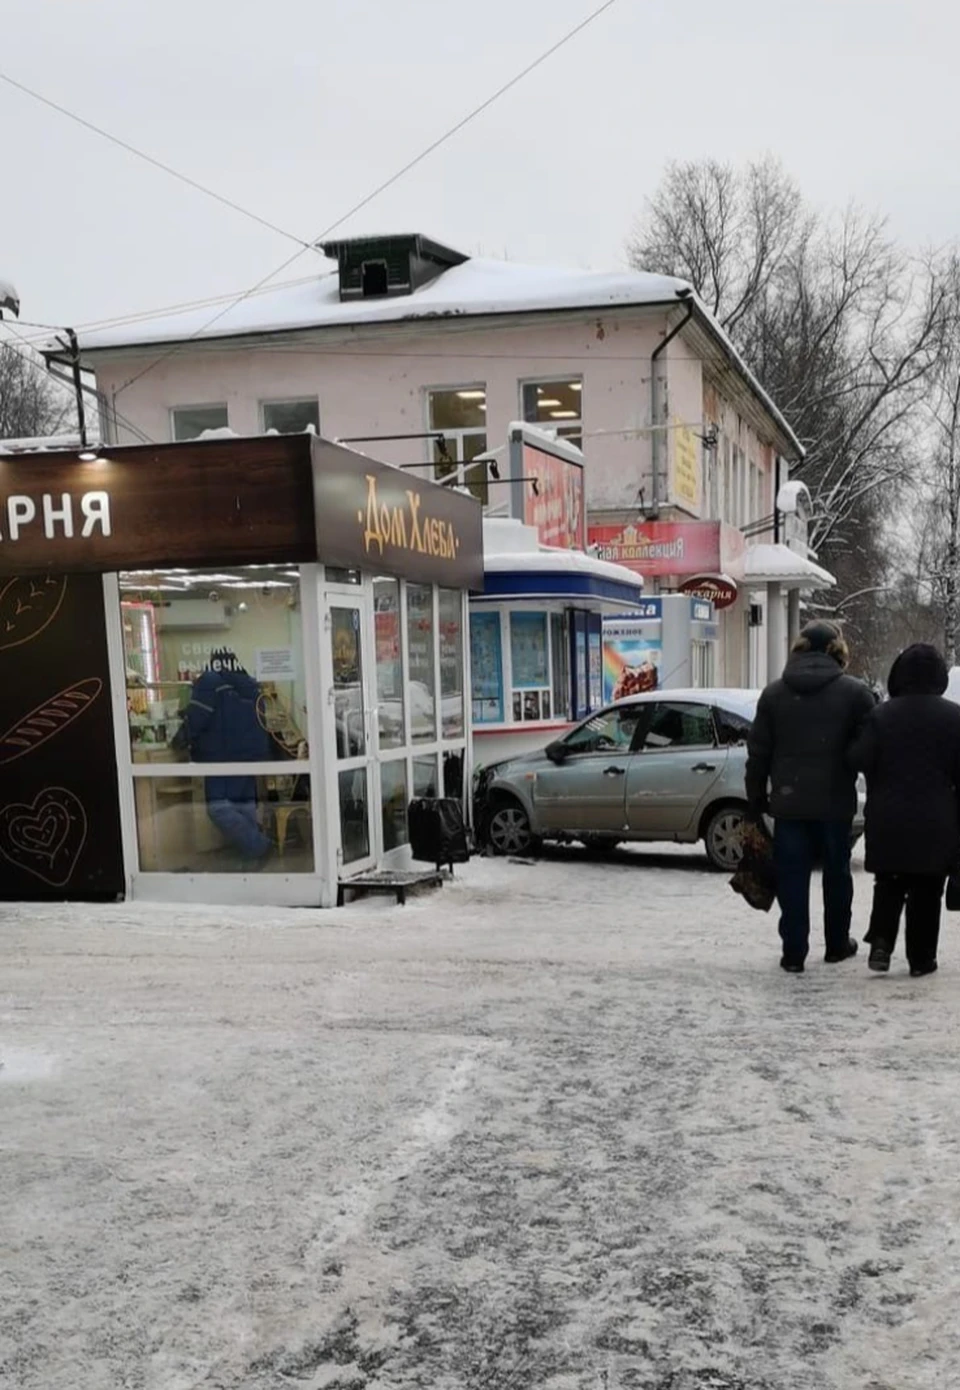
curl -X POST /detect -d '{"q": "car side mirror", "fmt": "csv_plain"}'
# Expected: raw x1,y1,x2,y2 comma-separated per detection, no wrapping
545,740,568,764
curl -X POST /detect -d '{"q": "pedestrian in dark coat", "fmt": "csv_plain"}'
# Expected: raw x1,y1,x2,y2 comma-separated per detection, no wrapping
745,620,875,973
849,644,960,976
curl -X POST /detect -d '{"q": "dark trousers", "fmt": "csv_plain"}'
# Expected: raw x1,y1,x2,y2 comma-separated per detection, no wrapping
774,819,854,964
867,874,944,969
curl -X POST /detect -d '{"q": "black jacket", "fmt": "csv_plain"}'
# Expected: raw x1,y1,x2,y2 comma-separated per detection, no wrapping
745,652,875,821
849,646,960,876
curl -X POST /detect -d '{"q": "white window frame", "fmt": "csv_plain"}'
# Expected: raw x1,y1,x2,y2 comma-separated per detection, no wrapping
259,396,321,435
424,384,488,472
518,376,583,448
170,403,229,442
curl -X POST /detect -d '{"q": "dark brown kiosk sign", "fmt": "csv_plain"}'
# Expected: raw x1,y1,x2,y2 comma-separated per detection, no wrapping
312,439,484,590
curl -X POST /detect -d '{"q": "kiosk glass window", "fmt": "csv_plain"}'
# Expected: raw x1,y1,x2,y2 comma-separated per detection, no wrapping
119,566,307,765
413,755,439,798
510,612,551,723
470,611,503,724
135,774,314,873
438,588,464,739
380,758,409,851
406,584,436,742
551,612,570,721
374,578,404,749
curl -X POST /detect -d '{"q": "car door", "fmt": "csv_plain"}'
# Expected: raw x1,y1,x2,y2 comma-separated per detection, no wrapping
624,699,728,835
533,704,645,834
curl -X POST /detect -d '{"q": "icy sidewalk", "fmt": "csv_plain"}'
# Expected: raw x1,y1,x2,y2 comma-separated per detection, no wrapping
2,848,959,1390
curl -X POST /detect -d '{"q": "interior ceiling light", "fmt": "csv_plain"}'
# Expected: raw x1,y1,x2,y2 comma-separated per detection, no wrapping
569,382,582,391
550,410,578,418
456,390,486,400
537,398,561,408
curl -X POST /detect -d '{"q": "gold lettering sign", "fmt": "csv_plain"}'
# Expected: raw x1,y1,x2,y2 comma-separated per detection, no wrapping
360,475,460,563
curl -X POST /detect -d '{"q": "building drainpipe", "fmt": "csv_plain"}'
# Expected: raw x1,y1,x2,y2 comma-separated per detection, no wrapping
649,290,695,520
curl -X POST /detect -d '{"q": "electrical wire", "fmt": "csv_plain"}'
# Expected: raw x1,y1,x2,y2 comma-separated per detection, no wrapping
0,69,315,252
112,0,622,398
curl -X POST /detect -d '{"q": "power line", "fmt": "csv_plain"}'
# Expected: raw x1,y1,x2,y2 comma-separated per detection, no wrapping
0,69,314,252
113,0,622,398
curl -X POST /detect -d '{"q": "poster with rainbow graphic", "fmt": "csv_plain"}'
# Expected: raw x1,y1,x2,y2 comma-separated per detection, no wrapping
603,619,663,703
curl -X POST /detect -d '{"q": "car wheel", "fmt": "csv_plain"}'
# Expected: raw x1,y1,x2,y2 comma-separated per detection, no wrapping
704,804,747,872
487,800,537,856
580,835,620,856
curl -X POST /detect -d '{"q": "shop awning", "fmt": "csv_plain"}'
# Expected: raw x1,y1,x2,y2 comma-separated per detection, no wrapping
740,543,835,590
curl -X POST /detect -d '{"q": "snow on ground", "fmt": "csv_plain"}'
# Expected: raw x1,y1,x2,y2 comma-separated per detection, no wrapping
3,846,960,1390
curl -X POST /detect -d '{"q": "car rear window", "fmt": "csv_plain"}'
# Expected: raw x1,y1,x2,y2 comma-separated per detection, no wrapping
715,706,753,745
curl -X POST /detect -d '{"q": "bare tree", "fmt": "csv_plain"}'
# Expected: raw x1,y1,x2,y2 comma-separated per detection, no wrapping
0,341,71,440
915,252,960,664
629,159,949,649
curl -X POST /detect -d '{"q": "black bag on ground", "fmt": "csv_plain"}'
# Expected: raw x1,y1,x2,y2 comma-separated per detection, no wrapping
946,873,960,912
730,817,776,913
408,797,470,871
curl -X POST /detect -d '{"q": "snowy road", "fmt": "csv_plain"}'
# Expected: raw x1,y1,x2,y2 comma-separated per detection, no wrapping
3,847,960,1389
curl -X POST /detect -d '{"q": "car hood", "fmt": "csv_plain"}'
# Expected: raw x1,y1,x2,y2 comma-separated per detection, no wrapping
480,751,550,780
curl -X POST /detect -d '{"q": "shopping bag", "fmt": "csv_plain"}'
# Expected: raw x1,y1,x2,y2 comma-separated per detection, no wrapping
729,816,776,913
946,873,960,912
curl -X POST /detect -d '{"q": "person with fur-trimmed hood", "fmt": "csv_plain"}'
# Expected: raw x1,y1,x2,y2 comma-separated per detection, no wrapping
745,620,876,973
849,643,960,977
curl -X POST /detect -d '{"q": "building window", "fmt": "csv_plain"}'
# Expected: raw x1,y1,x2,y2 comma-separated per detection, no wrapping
262,398,320,435
427,387,488,502
521,379,582,448
171,404,229,441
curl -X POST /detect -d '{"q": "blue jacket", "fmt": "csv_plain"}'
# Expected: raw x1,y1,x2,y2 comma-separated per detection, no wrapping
185,668,272,803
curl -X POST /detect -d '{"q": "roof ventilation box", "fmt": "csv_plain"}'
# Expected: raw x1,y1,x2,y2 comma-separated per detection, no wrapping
320,234,468,302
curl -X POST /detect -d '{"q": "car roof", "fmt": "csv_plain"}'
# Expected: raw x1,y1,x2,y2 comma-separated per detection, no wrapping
613,688,760,716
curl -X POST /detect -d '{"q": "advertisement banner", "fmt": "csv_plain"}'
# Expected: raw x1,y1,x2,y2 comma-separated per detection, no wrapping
670,421,700,513
602,617,663,703
522,443,586,550
588,520,721,578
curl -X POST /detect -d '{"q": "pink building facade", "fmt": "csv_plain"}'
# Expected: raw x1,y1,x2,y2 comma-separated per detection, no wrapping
68,235,816,687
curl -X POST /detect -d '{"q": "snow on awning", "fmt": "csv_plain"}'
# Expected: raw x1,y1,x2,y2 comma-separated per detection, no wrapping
742,543,835,590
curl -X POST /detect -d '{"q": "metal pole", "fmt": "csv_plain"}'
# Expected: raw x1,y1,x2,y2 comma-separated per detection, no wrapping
65,328,87,448
766,582,784,681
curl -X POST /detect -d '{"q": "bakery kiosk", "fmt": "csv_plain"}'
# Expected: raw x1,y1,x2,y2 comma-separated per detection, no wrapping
0,434,481,907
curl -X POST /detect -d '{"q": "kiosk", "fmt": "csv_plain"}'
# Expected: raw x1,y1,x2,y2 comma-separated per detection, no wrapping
0,433,482,908
471,516,646,764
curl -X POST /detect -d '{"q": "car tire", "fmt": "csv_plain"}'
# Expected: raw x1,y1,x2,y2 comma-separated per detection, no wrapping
703,804,748,872
487,799,538,857
580,835,621,856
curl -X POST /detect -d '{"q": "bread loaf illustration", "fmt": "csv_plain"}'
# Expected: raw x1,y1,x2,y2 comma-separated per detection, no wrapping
0,575,68,651
0,678,103,765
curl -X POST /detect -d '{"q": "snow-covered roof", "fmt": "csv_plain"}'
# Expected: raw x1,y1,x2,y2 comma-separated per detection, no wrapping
776,479,811,514
742,543,834,589
482,517,643,590
70,256,691,353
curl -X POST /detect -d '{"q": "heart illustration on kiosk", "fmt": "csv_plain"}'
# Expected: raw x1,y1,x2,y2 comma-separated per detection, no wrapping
0,787,88,886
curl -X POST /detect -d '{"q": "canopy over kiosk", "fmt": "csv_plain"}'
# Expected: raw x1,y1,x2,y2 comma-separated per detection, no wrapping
0,433,482,908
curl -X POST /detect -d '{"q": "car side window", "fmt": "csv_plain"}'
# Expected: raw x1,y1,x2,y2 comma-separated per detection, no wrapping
715,707,752,746
641,701,716,751
563,705,644,754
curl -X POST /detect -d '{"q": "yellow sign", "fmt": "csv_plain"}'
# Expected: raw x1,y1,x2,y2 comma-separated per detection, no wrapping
360,474,461,562
671,422,700,513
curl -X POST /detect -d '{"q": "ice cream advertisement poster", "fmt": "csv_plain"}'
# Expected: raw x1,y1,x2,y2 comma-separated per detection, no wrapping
603,621,663,702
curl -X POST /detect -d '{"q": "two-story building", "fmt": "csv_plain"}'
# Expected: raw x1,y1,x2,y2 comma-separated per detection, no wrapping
60,233,829,687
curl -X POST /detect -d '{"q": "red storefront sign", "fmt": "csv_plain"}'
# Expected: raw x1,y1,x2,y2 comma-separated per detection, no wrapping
523,443,586,550
588,521,721,578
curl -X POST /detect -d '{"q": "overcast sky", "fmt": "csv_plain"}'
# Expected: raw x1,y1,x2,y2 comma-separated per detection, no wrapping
3,0,958,337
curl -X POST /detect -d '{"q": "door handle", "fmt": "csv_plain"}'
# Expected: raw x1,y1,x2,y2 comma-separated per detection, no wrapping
603,766,625,777
692,763,717,773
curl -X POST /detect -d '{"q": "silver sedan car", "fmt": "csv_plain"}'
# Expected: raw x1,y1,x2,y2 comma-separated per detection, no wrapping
474,689,864,871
